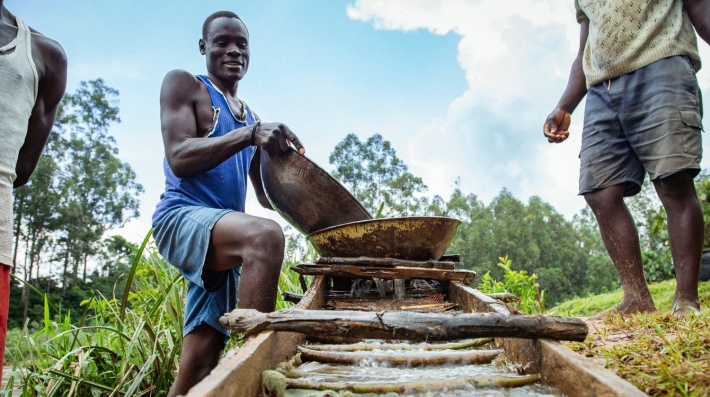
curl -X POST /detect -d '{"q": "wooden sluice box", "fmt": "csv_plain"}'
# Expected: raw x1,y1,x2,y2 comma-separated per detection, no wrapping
182,256,648,397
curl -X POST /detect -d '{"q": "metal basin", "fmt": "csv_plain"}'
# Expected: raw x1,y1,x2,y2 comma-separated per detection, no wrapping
307,217,461,260
260,148,372,235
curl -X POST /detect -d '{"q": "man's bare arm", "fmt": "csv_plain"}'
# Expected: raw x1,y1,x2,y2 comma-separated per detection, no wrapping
14,38,67,188
248,149,273,210
161,71,304,178
160,70,253,178
685,0,710,46
543,19,589,143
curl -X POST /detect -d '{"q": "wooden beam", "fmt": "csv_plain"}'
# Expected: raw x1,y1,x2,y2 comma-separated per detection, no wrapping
293,263,476,283
315,256,457,269
183,276,327,397
220,308,589,342
298,346,503,366
449,282,648,397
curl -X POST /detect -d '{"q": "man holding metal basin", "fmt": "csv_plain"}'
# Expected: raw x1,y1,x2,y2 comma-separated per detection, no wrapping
151,11,305,396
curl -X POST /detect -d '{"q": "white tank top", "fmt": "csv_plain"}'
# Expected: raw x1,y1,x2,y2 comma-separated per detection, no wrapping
0,16,38,265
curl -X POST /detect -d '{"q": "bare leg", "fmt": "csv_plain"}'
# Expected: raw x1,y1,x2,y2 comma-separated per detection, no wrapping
168,212,285,395
167,324,224,397
584,184,657,315
205,212,285,312
652,170,702,314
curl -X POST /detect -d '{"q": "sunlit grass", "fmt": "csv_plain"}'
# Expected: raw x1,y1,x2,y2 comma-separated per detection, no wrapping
3,231,309,396
549,279,710,317
553,280,710,396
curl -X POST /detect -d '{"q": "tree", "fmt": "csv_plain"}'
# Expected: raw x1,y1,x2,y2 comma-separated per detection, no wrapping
54,79,144,288
11,79,143,304
330,133,430,217
12,131,65,323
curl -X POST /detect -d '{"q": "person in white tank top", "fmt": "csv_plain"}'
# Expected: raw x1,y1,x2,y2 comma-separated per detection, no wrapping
0,2,67,373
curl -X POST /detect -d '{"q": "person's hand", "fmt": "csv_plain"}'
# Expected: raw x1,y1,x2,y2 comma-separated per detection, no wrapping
543,108,571,143
253,122,306,156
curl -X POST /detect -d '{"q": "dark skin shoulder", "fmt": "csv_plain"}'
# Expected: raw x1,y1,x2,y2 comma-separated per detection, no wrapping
0,9,67,187
160,68,254,177
160,69,271,207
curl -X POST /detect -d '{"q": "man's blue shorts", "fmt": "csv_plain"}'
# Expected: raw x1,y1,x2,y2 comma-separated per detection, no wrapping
153,206,240,344
580,55,703,196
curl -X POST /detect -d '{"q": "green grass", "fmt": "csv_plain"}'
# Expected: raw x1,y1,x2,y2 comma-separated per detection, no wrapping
3,232,310,396
549,279,710,317
550,280,710,396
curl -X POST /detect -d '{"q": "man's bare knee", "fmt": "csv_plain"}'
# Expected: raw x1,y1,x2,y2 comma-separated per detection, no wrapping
653,170,698,203
583,185,625,214
245,219,285,263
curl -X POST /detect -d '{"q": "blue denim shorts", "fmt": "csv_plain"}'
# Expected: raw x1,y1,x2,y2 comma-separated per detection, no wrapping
580,56,703,196
153,206,240,343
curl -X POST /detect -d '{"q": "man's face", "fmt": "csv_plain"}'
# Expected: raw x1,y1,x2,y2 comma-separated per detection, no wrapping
200,17,250,83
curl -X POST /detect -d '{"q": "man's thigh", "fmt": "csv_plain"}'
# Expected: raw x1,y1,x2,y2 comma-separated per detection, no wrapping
579,85,646,197
619,56,703,181
206,210,283,272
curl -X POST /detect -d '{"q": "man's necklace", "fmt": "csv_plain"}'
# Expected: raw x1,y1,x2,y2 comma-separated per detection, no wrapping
205,77,247,123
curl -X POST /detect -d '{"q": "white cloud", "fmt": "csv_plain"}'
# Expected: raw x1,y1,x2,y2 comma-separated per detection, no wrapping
347,0,710,219
348,0,584,217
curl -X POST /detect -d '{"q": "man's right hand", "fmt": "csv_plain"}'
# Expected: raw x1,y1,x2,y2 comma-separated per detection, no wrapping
254,122,306,156
543,108,571,144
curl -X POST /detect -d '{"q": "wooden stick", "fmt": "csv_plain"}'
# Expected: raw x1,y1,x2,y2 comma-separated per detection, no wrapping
263,370,540,395
398,303,457,311
305,338,494,352
282,292,303,304
220,309,589,342
297,274,308,293
486,292,521,303
293,264,476,283
315,256,457,269
297,346,502,367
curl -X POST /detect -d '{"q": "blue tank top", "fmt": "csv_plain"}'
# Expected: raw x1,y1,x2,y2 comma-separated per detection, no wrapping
152,75,256,225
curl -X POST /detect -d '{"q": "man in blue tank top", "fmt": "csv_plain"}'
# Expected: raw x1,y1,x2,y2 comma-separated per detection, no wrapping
152,11,305,396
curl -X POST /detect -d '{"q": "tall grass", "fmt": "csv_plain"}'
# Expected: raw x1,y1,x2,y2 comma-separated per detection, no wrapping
3,230,308,396
4,231,183,396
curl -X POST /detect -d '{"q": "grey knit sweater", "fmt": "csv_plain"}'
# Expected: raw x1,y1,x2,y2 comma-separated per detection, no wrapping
575,0,701,87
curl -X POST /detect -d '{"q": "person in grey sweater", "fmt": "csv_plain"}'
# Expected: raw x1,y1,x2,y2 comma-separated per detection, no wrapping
544,0,710,317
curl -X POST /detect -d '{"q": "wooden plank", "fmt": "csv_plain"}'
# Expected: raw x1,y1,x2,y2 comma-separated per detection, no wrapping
183,276,327,397
220,308,589,342
449,282,648,397
188,278,647,397
315,256,457,269
293,263,476,283
538,339,648,397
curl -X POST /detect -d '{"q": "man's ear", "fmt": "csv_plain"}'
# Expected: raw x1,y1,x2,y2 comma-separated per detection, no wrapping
199,38,206,55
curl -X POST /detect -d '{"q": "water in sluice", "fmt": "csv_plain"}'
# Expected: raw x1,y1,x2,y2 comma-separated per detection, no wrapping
286,281,565,396
278,342,565,397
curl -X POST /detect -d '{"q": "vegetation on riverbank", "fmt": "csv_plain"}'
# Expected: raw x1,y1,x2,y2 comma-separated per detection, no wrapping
3,232,309,396
551,279,710,397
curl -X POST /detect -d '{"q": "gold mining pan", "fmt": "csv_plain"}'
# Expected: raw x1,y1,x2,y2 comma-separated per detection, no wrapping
307,217,461,260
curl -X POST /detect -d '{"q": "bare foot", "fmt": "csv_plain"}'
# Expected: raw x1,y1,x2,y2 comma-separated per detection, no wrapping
587,300,657,322
671,299,700,318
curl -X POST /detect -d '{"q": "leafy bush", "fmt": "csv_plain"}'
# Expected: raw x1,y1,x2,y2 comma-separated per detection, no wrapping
478,256,546,314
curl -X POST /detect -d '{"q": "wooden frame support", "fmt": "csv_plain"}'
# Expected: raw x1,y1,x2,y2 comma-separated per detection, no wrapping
182,276,327,397
449,282,648,397
293,263,476,283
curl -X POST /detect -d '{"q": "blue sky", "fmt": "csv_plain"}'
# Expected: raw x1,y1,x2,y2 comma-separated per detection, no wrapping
9,0,710,242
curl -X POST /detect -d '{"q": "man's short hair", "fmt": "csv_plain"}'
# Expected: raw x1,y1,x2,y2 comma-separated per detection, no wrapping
202,11,245,39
